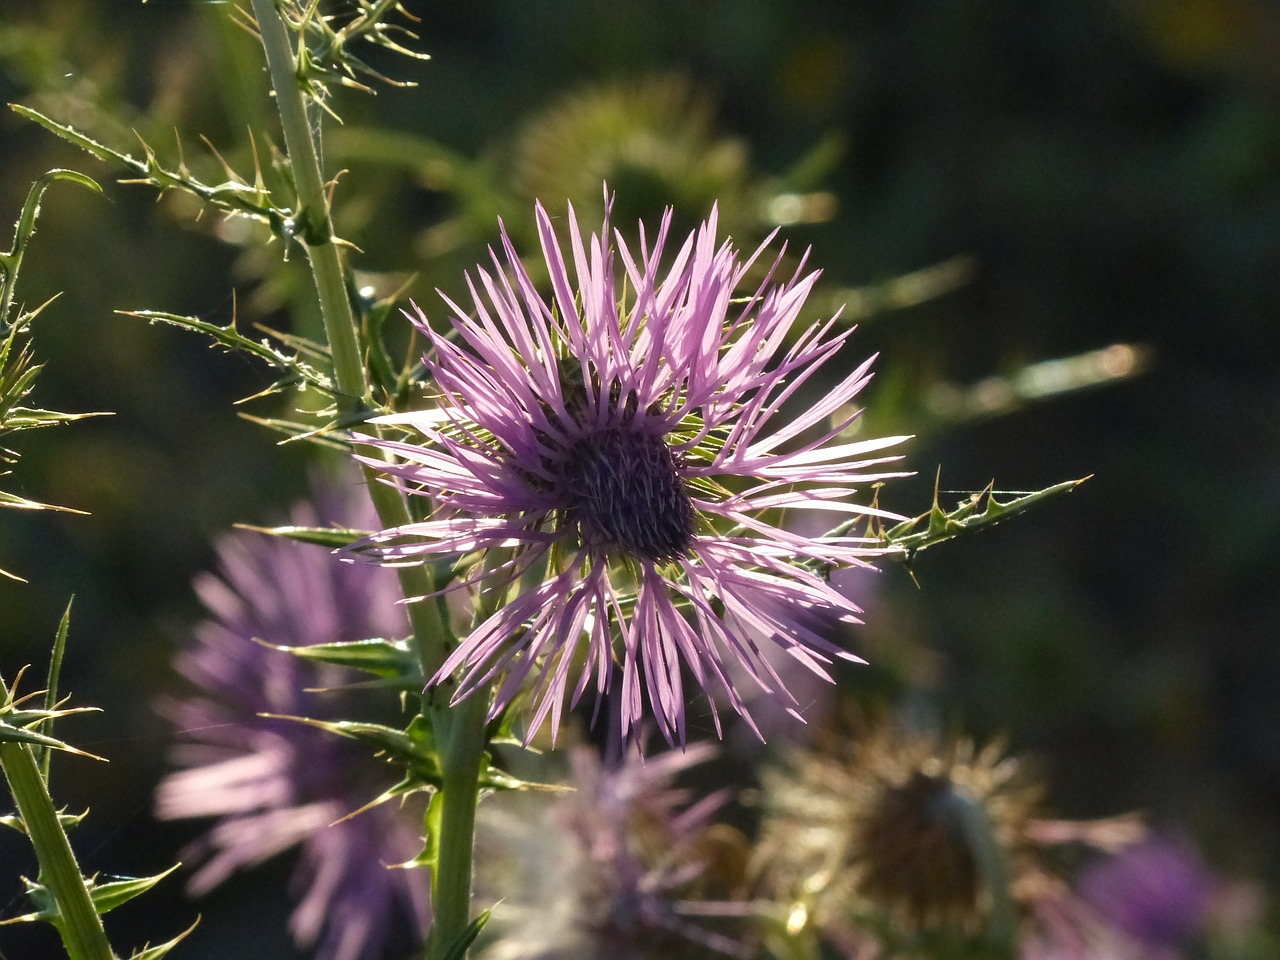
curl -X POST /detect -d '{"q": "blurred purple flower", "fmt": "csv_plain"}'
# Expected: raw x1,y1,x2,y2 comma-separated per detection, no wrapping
355,197,909,748
1019,833,1224,960
476,741,750,960
154,484,430,960
1022,884,1152,960
1077,836,1218,952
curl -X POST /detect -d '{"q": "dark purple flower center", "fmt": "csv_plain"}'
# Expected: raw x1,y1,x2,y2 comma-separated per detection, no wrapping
564,426,695,561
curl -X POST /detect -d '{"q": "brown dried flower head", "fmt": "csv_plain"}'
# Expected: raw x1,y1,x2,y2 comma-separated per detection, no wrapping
759,718,1044,942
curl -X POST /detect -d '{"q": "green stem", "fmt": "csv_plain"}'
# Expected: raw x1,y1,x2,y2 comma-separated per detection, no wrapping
249,0,363,397
429,689,491,960
428,550,509,960
0,676,117,960
246,0,446,678
248,6,492,958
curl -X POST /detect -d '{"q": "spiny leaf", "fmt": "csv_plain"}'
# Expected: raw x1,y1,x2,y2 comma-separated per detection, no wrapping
2,168,102,328
85,865,182,916
234,523,371,549
0,324,94,447
260,636,420,679
883,475,1091,560
6,866,183,926
417,787,443,875
237,411,348,447
0,718,105,760
0,489,89,513
128,917,200,960
256,322,334,363
120,309,336,394
255,710,560,799
0,809,86,836
1,654,104,760
39,598,73,779
439,911,491,960
4,705,102,729
260,712,443,788
1,173,105,534
239,401,393,445
280,0,430,99
1,407,110,430
10,105,293,239
479,766,572,794
0,332,41,426
335,776,431,826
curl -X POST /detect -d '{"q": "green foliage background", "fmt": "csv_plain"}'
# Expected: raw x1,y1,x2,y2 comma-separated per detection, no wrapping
2,0,1279,955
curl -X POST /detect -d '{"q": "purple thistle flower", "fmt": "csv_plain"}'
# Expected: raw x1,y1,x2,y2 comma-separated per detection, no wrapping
154,484,430,960
475,742,751,960
1020,831,1225,960
1076,836,1219,953
356,198,909,747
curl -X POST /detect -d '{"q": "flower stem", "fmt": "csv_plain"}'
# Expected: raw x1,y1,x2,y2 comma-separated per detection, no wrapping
430,688,490,960
248,5,490,957
428,551,508,959
246,0,446,676
0,675,117,960
247,0,362,397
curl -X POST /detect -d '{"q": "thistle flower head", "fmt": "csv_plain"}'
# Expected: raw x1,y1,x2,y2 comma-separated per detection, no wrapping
154,484,429,960
759,718,1043,945
476,742,750,960
510,75,757,241
356,197,909,748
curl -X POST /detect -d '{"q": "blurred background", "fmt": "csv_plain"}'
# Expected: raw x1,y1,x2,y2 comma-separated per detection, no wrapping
2,0,1278,956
